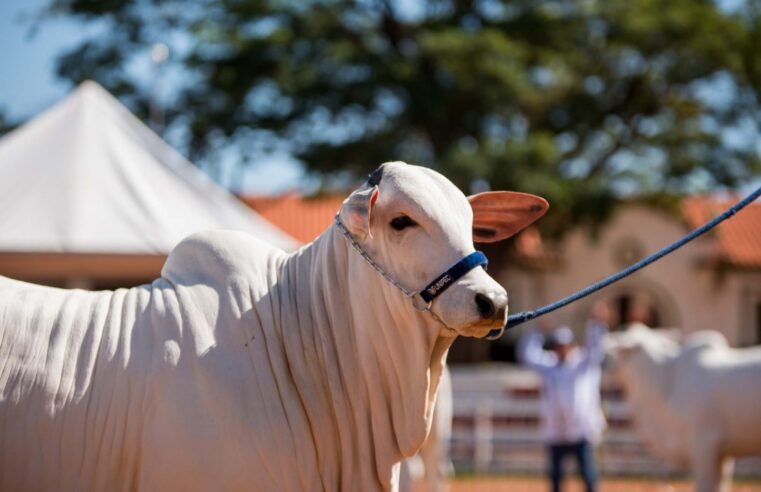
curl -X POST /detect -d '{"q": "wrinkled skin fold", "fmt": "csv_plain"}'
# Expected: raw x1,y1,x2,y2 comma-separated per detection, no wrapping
0,228,449,491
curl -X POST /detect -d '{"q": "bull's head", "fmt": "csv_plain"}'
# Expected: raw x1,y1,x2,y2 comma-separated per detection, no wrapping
603,323,683,382
339,161,548,338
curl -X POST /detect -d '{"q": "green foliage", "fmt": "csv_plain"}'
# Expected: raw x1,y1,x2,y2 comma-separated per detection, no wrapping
47,0,761,235
0,110,18,137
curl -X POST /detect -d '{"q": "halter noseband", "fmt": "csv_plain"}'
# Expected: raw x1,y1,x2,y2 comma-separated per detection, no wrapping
334,214,489,332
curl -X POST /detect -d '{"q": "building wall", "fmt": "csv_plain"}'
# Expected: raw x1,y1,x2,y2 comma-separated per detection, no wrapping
497,205,761,347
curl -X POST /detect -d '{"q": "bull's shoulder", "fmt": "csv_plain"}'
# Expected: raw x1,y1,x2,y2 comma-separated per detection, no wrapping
162,230,286,288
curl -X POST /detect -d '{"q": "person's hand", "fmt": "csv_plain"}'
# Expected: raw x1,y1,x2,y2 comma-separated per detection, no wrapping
590,300,613,326
586,321,607,341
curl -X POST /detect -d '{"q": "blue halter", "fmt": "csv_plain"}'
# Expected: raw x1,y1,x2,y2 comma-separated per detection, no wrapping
418,251,488,304
334,214,489,328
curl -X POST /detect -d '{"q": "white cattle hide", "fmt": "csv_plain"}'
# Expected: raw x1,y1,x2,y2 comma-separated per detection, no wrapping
0,161,547,491
399,365,453,492
607,323,761,492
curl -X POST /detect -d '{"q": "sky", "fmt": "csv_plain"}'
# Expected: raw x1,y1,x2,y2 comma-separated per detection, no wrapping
0,0,82,121
0,0,307,195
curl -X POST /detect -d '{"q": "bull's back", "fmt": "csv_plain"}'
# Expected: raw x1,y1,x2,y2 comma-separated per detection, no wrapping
0,276,113,403
0,231,308,490
0,276,155,491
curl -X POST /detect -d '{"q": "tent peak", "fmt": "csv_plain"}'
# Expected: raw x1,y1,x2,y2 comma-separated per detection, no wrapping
71,80,122,111
0,82,299,254
73,80,110,98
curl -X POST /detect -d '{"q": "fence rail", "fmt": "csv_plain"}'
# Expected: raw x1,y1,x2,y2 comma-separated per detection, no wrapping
449,365,761,477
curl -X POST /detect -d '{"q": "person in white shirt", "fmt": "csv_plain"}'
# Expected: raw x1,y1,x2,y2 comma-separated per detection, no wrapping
518,305,609,492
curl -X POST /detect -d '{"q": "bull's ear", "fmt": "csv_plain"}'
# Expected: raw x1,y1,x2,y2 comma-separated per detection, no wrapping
468,191,549,243
340,185,380,239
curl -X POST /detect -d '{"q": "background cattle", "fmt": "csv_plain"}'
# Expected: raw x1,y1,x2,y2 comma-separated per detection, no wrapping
606,323,761,492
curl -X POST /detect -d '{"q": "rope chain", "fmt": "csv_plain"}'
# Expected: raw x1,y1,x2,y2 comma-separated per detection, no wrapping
334,214,458,331
334,215,417,298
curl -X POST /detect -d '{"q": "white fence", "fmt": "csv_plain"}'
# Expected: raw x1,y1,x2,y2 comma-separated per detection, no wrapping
449,365,761,477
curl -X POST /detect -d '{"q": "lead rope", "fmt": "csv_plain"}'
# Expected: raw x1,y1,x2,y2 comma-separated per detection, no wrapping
496,184,761,336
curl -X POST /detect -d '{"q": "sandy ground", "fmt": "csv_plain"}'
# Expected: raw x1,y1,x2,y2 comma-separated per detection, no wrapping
440,476,761,492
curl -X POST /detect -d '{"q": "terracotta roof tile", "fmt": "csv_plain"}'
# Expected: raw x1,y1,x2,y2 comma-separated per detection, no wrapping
682,196,761,268
240,193,346,245
241,192,761,268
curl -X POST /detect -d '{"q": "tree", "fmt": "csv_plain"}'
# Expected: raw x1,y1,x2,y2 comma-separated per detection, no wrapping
0,109,18,138
46,0,761,235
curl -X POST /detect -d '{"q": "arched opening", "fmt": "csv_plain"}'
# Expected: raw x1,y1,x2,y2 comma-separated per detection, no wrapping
611,292,661,327
573,278,681,331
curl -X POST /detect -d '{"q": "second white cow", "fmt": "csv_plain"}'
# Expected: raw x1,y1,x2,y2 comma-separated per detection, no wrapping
606,323,761,492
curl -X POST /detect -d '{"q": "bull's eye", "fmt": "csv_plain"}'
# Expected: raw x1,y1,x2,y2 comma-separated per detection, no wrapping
390,215,417,231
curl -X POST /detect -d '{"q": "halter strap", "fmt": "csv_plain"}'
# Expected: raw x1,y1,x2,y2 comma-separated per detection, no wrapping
334,214,488,329
419,251,488,303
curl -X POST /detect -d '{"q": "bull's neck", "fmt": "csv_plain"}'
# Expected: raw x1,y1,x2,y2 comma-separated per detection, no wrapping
623,348,675,402
620,349,682,454
276,226,454,490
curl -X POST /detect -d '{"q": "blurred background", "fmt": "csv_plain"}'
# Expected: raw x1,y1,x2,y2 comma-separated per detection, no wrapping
1,0,761,490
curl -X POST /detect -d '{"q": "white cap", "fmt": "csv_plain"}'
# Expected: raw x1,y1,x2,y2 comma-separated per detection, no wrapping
552,326,575,346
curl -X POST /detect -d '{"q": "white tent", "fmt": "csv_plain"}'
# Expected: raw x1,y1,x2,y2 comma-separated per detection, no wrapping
0,81,298,286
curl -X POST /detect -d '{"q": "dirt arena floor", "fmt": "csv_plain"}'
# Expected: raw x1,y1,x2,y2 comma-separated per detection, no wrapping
442,476,761,491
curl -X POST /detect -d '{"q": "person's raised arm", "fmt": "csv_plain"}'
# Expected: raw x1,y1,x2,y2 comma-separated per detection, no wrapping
582,321,608,366
517,330,556,374
581,301,611,366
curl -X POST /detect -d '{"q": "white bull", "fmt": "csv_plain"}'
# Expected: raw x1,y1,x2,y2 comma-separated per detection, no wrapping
0,161,547,491
606,323,761,492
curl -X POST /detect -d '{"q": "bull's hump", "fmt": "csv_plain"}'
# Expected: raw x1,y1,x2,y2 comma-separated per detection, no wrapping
162,230,282,287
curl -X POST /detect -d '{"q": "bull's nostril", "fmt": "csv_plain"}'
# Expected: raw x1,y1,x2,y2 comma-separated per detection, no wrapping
475,293,495,319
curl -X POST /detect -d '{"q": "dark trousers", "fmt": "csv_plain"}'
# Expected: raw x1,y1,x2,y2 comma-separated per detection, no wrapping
548,439,597,492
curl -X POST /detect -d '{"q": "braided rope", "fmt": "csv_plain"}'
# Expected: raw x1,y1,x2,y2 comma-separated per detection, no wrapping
501,184,761,333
